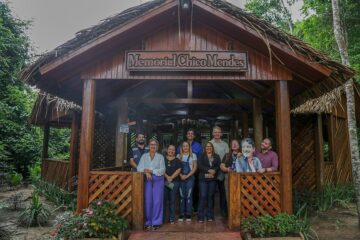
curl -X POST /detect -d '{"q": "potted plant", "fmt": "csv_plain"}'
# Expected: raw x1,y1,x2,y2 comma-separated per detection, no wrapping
241,213,309,240
52,200,128,239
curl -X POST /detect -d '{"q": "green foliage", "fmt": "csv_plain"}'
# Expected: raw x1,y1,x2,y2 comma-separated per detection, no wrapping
18,192,51,227
6,171,23,187
0,1,42,178
48,128,71,160
29,163,41,184
245,0,294,32
53,201,128,240
293,184,356,213
33,180,76,211
241,213,309,238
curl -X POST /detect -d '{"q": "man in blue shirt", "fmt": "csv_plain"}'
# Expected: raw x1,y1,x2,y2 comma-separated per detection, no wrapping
178,129,203,213
128,133,149,171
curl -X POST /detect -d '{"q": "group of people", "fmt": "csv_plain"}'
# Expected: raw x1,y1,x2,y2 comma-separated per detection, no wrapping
128,127,279,230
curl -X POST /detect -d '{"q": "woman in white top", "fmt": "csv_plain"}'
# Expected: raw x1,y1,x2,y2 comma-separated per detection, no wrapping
177,141,197,222
137,139,165,230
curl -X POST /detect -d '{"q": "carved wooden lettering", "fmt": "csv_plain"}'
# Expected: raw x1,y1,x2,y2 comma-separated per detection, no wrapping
126,51,248,72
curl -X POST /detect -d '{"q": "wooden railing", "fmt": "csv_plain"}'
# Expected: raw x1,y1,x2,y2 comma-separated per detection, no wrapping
228,172,281,230
88,171,144,230
42,158,70,189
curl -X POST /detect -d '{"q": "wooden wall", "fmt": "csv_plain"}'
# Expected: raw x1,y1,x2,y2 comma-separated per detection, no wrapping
81,21,292,81
291,115,317,191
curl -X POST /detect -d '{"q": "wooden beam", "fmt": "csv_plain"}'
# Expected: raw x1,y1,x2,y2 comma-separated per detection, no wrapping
41,123,50,179
253,98,263,149
77,79,96,214
242,111,249,138
115,98,128,166
69,112,79,191
275,80,292,214
187,80,193,98
314,114,324,190
231,81,274,105
129,98,252,105
228,172,241,230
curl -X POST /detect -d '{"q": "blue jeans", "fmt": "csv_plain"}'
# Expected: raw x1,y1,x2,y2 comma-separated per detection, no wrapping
198,180,216,220
163,181,180,222
217,179,228,215
179,176,194,216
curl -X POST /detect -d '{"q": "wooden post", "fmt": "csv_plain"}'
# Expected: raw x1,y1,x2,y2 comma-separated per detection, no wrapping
115,98,128,166
275,81,292,214
41,123,50,179
131,173,144,230
228,172,241,230
314,114,324,190
242,111,249,138
69,112,79,191
253,98,263,149
77,79,96,214
234,119,239,139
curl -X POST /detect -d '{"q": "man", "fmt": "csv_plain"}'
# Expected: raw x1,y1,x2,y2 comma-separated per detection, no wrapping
129,133,149,171
254,138,279,172
178,129,203,213
178,129,203,158
209,126,229,217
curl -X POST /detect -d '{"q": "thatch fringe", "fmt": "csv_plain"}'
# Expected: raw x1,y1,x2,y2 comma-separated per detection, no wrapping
291,85,344,114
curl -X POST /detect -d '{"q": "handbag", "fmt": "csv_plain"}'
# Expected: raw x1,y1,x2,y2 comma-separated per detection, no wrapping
165,181,175,190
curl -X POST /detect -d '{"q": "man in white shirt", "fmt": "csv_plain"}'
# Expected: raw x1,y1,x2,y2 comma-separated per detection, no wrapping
209,126,229,217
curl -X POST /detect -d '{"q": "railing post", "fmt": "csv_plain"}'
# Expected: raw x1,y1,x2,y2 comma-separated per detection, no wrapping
131,172,144,230
41,123,50,179
69,112,79,191
228,172,241,230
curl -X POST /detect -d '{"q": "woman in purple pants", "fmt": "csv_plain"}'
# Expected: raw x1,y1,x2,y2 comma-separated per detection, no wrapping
137,139,165,230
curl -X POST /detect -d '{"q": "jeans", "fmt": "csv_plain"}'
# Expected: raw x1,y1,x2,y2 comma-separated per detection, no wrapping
179,176,194,216
198,180,216,220
163,181,180,222
217,179,228,215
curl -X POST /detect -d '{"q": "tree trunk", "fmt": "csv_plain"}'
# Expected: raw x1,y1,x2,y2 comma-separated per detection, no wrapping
331,0,360,222
280,0,293,34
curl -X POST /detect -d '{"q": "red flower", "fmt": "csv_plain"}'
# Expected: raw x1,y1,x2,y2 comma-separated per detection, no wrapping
56,224,62,229
50,231,57,236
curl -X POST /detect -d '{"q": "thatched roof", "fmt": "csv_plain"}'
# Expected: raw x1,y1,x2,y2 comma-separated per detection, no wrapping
21,0,356,113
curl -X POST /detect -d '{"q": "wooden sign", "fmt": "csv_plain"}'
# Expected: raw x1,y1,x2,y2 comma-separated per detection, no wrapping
126,51,248,72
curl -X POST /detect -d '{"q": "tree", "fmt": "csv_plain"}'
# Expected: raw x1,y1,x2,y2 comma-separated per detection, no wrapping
331,0,360,222
245,0,294,33
0,2,42,177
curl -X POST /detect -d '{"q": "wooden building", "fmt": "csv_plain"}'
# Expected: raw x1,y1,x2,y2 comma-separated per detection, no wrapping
22,0,357,230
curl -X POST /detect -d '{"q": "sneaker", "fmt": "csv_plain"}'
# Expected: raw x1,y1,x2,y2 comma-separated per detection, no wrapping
145,225,152,230
186,215,192,222
152,225,161,230
207,218,214,222
178,215,184,222
170,220,175,224
198,219,204,223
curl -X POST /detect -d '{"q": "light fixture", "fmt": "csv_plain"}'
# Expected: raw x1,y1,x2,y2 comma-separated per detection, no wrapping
180,0,191,10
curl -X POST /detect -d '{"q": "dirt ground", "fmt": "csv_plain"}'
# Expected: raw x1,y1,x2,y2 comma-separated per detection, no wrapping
0,187,62,240
1,187,360,240
309,204,360,240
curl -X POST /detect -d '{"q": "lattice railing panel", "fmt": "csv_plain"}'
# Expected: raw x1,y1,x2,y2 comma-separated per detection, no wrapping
239,174,281,219
88,172,133,222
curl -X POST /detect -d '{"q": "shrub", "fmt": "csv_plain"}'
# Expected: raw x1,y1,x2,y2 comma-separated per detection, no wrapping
241,213,309,238
29,163,41,184
53,201,128,240
18,192,51,227
6,192,24,210
33,180,76,211
6,171,23,187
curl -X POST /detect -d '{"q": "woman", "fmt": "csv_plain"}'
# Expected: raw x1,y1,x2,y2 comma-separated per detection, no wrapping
137,139,165,230
163,144,182,224
235,138,265,173
177,141,197,222
220,139,241,205
197,142,221,222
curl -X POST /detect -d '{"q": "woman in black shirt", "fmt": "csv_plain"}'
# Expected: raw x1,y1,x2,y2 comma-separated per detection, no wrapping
163,144,182,224
197,142,221,222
